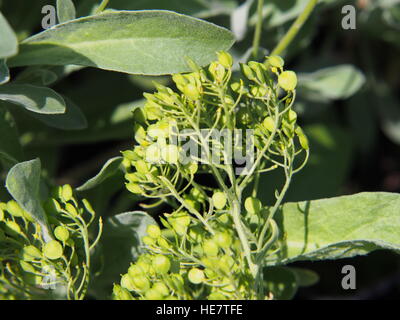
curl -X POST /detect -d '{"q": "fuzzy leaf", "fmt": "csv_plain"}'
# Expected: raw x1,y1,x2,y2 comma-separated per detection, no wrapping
5,159,52,241
0,84,66,114
272,192,400,264
0,11,18,59
77,157,123,191
9,10,235,75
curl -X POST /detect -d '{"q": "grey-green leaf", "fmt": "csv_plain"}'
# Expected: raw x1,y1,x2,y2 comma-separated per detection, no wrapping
57,0,76,23
77,156,123,191
30,96,87,130
90,211,156,299
298,65,366,101
9,10,235,75
272,192,400,264
0,11,18,59
0,84,66,114
0,59,10,85
5,159,52,241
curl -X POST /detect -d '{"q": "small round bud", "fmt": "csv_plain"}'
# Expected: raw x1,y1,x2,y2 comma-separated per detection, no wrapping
54,226,70,242
21,245,42,261
295,127,309,150
218,51,233,69
5,220,21,235
113,284,133,300
244,197,262,215
183,84,201,101
145,288,164,300
65,203,79,217
121,274,136,291
203,240,219,256
152,282,169,297
132,275,151,292
6,200,24,217
268,55,284,68
20,261,35,273
61,184,73,202
212,192,227,210
152,255,171,274
43,240,63,260
142,236,156,246
262,117,275,132
147,224,161,239
241,63,256,81
145,144,161,163
126,183,143,194
278,71,297,91
188,268,205,284
161,145,180,164
214,232,232,248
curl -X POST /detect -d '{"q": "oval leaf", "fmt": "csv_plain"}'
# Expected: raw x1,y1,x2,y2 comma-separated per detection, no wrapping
0,11,18,59
0,84,66,114
5,159,52,241
298,65,366,101
272,192,400,264
77,156,123,191
9,10,235,75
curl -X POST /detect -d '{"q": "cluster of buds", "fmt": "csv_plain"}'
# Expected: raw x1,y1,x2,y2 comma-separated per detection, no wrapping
114,210,255,300
119,52,309,299
0,185,102,300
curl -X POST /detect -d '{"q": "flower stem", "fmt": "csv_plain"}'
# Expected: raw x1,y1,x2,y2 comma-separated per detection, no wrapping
252,0,265,58
271,0,319,56
95,0,110,14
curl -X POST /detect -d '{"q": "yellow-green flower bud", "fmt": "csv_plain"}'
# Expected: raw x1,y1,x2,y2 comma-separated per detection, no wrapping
147,224,161,239
43,240,63,260
268,55,284,68
278,71,297,91
262,117,276,132
61,184,73,202
244,197,262,214
54,226,70,242
152,255,171,274
218,51,233,69
203,240,219,256
188,268,205,284
6,200,24,217
126,183,143,194
212,191,227,210
121,273,136,291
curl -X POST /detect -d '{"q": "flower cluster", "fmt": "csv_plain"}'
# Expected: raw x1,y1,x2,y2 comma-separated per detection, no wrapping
119,52,309,299
0,185,102,300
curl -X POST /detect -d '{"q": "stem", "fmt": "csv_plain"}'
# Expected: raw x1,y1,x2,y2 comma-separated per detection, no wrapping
95,0,110,14
252,0,265,58
271,0,319,56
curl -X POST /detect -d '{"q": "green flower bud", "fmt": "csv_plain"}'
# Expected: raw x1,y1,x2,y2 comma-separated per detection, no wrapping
65,203,79,217
5,220,21,235
126,183,143,195
268,55,284,68
142,236,156,246
134,159,150,174
188,268,205,284
20,261,35,274
145,144,161,163
144,288,164,300
278,71,297,91
54,226,70,242
152,255,171,274
147,224,161,239
203,240,219,257
209,62,226,83
152,282,170,297
212,191,227,210
214,232,232,249
157,237,171,249
295,126,309,150
128,264,144,278
0,203,5,221
183,84,201,101
21,245,42,261
134,124,147,145
43,240,63,260
241,64,256,81
161,145,180,164
113,284,133,300
218,51,233,69
288,110,297,123
262,117,275,132
6,200,24,217
121,273,136,291
61,184,73,202
244,197,262,215
132,275,151,292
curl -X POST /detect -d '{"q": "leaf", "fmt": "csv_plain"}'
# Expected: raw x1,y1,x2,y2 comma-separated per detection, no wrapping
263,267,298,299
0,11,18,59
298,65,366,101
272,192,400,265
5,159,52,241
57,0,76,23
77,157,123,192
90,211,156,299
0,106,23,168
9,10,235,75
0,59,10,85
30,96,88,130
230,0,254,41
0,84,66,114
15,67,58,86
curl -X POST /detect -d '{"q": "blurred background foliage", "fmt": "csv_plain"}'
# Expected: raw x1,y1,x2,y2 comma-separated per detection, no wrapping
0,0,399,299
